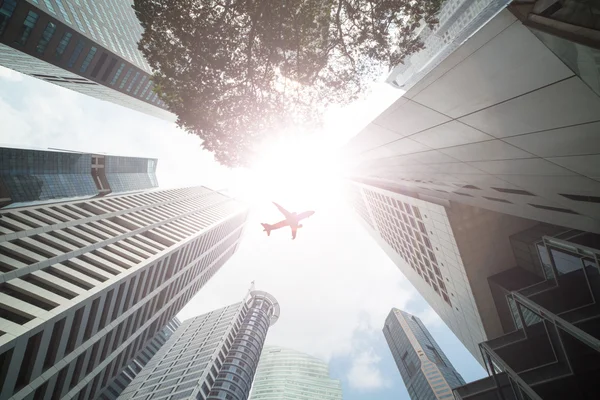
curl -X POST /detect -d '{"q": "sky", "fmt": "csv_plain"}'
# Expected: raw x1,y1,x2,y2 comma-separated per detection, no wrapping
0,65,486,399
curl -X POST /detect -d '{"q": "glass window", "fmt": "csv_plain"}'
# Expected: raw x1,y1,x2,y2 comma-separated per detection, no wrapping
119,68,133,89
144,83,155,100
401,351,417,378
53,0,72,25
0,0,17,37
133,75,147,95
126,72,141,92
36,22,57,54
110,63,126,85
55,31,72,59
67,39,85,68
66,2,85,32
426,344,445,366
80,46,97,73
15,11,39,46
43,0,56,15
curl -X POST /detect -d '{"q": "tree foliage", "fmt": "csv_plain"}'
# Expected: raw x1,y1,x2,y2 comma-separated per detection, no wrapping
134,0,443,166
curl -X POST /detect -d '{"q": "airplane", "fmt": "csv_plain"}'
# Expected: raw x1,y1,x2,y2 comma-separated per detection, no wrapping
261,202,315,240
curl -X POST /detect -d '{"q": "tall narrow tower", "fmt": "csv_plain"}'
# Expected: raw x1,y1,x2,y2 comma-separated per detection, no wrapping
99,317,181,399
384,309,465,400
118,290,280,400
0,186,248,400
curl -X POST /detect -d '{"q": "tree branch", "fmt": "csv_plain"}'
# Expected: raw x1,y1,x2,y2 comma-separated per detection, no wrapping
335,0,356,71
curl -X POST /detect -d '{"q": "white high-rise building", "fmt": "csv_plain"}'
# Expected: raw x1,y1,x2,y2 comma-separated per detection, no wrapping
118,290,280,400
347,180,539,364
0,0,174,120
345,7,600,235
99,317,181,400
0,186,248,400
386,0,511,90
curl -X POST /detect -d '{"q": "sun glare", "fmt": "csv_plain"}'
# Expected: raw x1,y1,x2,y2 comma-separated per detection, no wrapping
244,134,343,212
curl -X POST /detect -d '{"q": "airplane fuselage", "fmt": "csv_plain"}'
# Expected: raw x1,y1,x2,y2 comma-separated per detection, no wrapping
263,203,315,239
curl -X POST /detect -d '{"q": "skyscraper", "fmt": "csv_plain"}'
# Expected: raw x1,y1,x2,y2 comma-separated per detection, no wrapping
384,309,465,400
344,7,600,234
0,186,248,400
0,146,158,209
0,0,174,121
386,0,510,90
118,290,280,400
99,317,181,400
347,180,539,363
249,346,343,400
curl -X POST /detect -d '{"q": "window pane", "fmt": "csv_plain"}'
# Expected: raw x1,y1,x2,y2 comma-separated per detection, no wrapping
15,11,39,46
36,22,57,54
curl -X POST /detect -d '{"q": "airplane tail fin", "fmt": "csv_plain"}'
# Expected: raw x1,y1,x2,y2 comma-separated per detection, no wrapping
261,223,272,237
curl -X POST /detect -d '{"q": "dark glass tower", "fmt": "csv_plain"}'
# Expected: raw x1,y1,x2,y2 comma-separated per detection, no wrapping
383,309,466,400
0,0,174,121
0,146,158,209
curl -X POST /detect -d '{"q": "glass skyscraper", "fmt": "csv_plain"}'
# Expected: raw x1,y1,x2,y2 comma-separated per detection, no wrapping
0,146,158,209
118,290,280,400
0,0,174,121
249,346,343,400
383,309,465,400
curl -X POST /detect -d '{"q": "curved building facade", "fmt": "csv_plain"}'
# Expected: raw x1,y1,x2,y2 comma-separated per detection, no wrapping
249,346,343,400
207,291,280,400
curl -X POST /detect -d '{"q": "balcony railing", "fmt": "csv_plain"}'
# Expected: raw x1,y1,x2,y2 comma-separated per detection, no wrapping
456,235,600,399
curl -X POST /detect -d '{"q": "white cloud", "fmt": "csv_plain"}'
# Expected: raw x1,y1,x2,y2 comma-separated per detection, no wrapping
0,71,234,190
0,66,23,82
417,307,444,327
347,349,390,390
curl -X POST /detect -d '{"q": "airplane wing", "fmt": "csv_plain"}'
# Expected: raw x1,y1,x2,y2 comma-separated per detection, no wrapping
273,202,294,219
269,219,289,230
295,210,315,221
291,226,297,240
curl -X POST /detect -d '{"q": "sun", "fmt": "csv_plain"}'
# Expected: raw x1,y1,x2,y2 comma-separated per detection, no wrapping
243,134,344,212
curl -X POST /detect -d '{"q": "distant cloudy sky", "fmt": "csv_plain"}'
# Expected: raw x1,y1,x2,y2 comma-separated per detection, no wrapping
0,66,485,399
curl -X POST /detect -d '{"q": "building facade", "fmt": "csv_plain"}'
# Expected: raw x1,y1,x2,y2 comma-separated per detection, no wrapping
0,0,174,121
347,180,542,363
0,186,249,400
249,346,343,400
452,226,600,399
98,317,181,400
386,0,511,90
384,309,465,400
344,6,600,234
0,146,158,209
118,290,280,400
